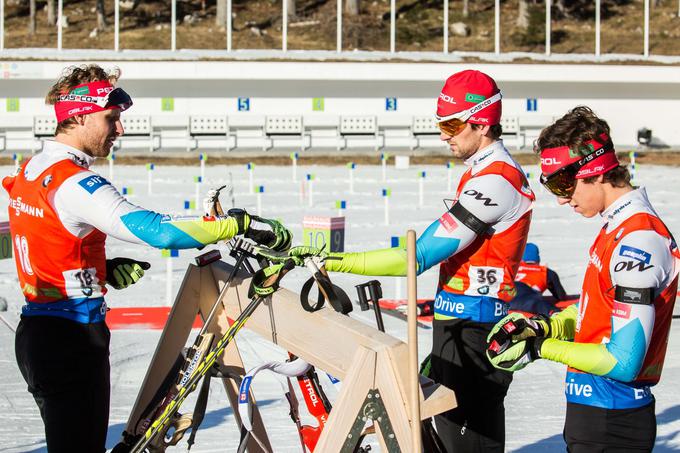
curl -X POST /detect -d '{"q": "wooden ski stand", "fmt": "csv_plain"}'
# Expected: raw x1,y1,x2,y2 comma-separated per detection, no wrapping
122,257,273,452
125,253,456,452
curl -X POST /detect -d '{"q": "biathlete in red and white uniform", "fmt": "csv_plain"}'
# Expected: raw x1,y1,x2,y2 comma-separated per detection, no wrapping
487,106,678,452
274,69,535,453
3,65,291,453
510,242,568,315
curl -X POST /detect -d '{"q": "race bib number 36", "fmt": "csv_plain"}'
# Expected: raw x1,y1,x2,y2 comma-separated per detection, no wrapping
467,266,504,298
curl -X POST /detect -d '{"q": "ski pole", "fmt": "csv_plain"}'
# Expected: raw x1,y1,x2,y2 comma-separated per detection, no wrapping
132,255,293,452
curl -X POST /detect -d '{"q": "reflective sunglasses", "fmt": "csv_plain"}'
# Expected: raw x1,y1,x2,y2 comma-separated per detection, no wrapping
96,88,133,111
539,162,580,198
437,117,467,137
539,145,610,197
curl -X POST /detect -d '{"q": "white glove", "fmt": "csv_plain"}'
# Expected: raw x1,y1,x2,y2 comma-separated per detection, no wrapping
202,188,220,216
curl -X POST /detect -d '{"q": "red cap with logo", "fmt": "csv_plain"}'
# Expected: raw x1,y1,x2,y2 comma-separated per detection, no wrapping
435,70,502,125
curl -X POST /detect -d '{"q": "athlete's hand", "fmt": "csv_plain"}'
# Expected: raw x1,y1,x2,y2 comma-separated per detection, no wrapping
227,208,252,235
486,336,543,372
106,257,151,290
486,312,550,353
255,245,327,266
203,186,227,216
248,216,292,252
248,261,295,298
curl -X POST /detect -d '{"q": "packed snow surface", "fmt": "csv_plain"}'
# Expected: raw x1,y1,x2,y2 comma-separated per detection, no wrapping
0,158,678,452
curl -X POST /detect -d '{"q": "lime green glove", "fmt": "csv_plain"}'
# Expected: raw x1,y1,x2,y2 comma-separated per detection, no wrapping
486,313,549,372
226,208,251,234
487,312,550,348
106,258,151,290
248,260,295,298
248,215,292,252
486,337,544,372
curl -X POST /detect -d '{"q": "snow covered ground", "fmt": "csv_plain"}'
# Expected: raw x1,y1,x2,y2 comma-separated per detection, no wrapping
0,157,679,452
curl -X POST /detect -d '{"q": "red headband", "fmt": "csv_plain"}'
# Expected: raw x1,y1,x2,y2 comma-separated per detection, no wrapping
54,81,131,122
539,133,619,179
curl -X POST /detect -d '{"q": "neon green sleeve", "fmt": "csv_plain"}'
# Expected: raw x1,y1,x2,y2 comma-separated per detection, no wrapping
540,338,617,376
120,210,241,249
324,247,408,276
547,304,578,340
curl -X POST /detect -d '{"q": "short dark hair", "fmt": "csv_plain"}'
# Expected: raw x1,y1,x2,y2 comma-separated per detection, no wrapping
471,123,503,140
46,64,120,135
535,106,631,188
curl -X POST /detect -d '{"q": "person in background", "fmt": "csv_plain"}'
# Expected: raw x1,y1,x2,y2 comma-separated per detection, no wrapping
509,242,567,315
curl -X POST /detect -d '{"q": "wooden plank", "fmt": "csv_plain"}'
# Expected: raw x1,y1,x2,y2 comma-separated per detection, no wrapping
375,349,414,450
420,376,457,420
383,332,457,421
314,347,377,452
209,260,403,379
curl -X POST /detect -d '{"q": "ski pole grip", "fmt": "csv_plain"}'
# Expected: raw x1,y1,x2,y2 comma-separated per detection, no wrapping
355,283,371,311
367,280,383,303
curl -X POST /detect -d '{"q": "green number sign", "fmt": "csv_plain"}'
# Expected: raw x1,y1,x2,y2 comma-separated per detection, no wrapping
312,97,325,112
6,98,19,112
302,216,344,253
161,98,175,112
0,232,12,259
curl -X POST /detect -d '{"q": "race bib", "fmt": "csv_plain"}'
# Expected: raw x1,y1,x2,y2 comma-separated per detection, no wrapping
466,265,504,298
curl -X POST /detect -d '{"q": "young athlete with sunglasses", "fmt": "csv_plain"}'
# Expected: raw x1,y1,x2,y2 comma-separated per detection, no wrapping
271,69,535,452
487,106,679,452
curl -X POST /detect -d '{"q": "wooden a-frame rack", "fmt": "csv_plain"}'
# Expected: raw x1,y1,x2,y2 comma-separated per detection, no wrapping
123,255,456,452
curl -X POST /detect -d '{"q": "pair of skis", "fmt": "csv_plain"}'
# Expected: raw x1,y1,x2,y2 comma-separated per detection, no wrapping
130,248,296,453
128,238,344,452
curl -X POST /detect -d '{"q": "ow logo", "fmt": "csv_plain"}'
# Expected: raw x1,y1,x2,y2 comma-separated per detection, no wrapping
614,260,654,272
14,235,34,276
463,189,498,206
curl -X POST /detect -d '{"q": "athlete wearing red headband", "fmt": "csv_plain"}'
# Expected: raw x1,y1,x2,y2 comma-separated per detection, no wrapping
4,65,291,452
267,69,533,453
487,106,678,452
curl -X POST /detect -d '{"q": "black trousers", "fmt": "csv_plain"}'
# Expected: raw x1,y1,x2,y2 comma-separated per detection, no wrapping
431,318,513,453
564,401,656,453
15,315,111,453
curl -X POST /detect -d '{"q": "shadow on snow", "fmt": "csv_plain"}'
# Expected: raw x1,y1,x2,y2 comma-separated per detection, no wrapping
17,398,280,453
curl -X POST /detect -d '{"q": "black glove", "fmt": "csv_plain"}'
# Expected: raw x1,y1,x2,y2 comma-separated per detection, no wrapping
486,312,550,352
227,208,252,235
247,215,293,252
106,258,150,290
486,336,544,372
